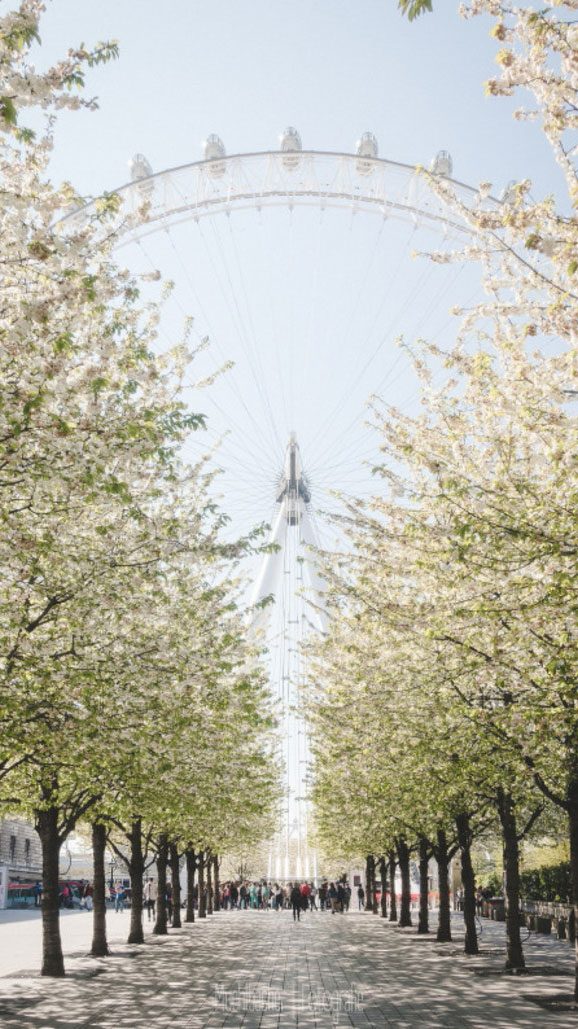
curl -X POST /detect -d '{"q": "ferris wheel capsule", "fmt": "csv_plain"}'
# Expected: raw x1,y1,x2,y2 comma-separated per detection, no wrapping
129,154,154,196
279,127,302,170
202,134,227,177
500,179,518,206
356,132,378,176
430,150,453,178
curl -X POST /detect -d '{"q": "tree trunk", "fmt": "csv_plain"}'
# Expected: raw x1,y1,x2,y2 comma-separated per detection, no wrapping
185,847,196,922
213,854,220,912
36,806,65,977
388,850,397,923
127,819,145,944
91,822,109,956
153,834,169,935
417,837,429,935
397,838,412,928
378,856,388,919
170,842,182,929
206,852,213,915
436,829,452,943
496,790,525,971
569,797,578,1002
455,813,478,956
198,852,207,918
364,855,374,911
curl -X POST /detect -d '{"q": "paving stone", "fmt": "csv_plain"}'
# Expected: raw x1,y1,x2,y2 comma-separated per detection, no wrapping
1,908,578,1027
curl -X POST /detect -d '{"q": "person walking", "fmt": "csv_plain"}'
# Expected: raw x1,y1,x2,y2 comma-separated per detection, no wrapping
82,882,93,912
344,884,351,912
309,885,318,911
300,881,310,914
328,882,338,913
357,884,365,910
290,883,302,921
114,881,125,913
144,877,157,921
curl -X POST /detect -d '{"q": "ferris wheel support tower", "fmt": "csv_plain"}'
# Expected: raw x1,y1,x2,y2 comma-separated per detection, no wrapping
250,434,326,882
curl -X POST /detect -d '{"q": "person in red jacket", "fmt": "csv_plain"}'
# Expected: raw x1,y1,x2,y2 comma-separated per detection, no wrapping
300,882,310,913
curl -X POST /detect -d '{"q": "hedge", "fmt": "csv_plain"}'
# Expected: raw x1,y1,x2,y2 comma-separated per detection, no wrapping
519,862,572,904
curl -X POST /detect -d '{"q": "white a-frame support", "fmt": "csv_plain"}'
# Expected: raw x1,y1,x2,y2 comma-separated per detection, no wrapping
248,433,326,882
249,432,327,635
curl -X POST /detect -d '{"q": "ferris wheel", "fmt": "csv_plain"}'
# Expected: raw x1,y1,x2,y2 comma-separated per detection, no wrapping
62,129,507,530
67,132,506,879
67,128,501,239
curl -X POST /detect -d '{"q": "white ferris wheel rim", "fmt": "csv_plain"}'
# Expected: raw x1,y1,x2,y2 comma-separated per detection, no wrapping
62,149,499,244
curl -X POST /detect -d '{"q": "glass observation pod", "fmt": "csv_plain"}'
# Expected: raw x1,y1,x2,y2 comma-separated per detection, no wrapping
356,132,378,176
129,153,154,196
501,179,518,206
202,134,227,178
279,127,302,171
430,150,453,177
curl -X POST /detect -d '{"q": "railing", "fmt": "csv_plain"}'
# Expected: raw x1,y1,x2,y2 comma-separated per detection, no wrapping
518,898,575,941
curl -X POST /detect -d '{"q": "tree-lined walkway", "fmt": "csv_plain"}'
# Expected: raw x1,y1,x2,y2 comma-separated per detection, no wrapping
1,910,577,1028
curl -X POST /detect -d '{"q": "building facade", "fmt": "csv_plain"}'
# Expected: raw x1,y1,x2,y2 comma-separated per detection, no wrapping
0,817,42,880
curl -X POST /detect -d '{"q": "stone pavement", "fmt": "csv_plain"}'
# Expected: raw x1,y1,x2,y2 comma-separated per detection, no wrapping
1,907,577,1028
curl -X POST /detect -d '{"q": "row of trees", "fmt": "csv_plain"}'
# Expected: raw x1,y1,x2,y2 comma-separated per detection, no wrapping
309,0,578,999
0,2,279,976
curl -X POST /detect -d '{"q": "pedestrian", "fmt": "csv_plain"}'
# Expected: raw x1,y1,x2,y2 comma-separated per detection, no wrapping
144,877,157,921
239,883,247,909
230,883,239,909
337,882,345,913
33,881,42,908
319,883,327,910
276,886,284,911
309,885,318,911
357,884,365,910
344,884,351,912
300,881,310,913
328,882,338,913
82,882,93,912
290,883,302,921
114,881,124,913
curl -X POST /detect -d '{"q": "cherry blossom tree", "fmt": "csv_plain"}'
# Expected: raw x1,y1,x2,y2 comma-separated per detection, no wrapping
0,1,279,978
311,0,578,993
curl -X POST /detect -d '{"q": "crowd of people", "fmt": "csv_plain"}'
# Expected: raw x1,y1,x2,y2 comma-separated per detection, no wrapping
219,881,361,919
50,877,364,924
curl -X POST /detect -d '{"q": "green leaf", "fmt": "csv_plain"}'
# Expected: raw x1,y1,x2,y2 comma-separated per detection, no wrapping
398,0,433,20
0,95,17,125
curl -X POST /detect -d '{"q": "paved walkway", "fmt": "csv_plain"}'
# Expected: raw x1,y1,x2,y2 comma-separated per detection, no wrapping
0,907,577,1028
